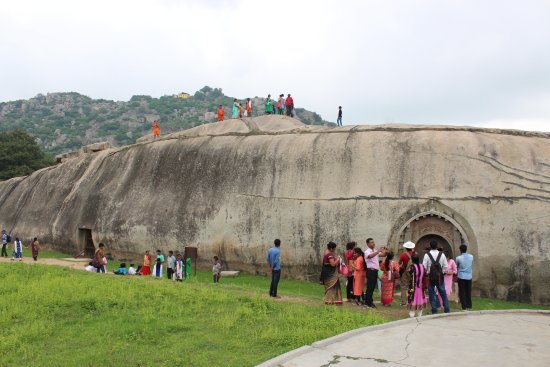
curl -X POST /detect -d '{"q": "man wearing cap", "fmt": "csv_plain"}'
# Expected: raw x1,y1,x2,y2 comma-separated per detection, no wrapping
399,241,415,306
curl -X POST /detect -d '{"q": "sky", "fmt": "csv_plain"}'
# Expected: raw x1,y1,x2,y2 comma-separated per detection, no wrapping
1,0,549,131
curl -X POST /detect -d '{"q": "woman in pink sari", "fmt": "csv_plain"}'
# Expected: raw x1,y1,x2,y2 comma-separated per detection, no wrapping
408,253,426,317
380,251,400,306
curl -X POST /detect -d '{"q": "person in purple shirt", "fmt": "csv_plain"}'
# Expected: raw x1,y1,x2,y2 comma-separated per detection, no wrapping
364,238,388,308
267,239,282,298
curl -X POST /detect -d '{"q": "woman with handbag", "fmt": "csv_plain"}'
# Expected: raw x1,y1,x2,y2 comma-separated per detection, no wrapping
320,242,343,305
380,251,400,306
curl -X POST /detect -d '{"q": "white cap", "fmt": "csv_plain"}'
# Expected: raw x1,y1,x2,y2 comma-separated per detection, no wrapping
403,241,415,249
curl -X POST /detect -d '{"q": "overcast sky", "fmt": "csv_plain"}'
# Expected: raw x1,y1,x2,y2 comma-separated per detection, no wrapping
1,0,549,131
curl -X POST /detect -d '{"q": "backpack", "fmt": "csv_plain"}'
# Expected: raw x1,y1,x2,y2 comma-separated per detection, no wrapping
6,234,11,243
427,252,444,286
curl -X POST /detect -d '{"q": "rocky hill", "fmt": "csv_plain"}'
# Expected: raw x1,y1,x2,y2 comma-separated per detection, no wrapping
0,86,329,154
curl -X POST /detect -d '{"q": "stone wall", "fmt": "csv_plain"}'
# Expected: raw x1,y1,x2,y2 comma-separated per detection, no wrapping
0,115,549,304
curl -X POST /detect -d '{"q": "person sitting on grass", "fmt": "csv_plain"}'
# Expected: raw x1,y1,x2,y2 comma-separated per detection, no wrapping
85,261,96,272
128,263,137,275
114,263,129,275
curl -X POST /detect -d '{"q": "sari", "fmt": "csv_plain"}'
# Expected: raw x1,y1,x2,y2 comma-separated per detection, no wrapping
141,254,151,275
174,259,183,281
320,252,343,305
380,260,400,305
408,264,426,310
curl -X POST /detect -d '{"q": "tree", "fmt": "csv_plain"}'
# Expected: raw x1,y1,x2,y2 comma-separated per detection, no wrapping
0,129,55,180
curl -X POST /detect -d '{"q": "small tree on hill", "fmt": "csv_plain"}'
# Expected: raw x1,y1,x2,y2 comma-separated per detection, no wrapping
0,129,55,180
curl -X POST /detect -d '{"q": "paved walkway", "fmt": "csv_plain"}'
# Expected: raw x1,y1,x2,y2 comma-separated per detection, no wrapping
258,310,550,367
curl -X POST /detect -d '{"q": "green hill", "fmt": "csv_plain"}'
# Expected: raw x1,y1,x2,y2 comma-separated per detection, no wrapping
0,87,329,155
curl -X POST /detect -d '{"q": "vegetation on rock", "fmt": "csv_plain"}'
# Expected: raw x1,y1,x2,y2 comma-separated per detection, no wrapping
0,87,329,155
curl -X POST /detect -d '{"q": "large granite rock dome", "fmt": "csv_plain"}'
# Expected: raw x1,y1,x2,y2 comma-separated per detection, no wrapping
1,115,549,304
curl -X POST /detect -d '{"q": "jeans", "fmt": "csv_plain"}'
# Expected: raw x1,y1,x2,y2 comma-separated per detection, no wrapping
337,117,342,126
270,270,281,297
458,278,473,310
365,269,378,306
427,280,450,313
1,243,7,257
96,265,105,273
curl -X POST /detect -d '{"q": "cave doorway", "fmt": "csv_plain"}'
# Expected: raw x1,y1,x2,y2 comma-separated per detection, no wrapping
77,228,95,258
416,234,453,259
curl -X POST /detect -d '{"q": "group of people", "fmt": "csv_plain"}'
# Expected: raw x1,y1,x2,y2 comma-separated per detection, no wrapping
1,230,41,261
89,243,224,283
264,94,295,117
268,237,474,316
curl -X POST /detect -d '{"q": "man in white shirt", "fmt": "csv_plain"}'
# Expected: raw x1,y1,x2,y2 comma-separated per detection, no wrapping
364,238,388,308
422,240,450,314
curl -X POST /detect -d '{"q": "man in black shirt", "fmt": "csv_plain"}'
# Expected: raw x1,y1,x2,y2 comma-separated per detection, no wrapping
337,106,343,126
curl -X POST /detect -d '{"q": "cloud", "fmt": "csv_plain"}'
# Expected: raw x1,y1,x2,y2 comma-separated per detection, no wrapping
0,0,549,132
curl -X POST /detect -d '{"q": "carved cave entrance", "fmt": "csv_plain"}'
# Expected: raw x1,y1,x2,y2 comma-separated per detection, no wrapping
77,228,96,258
396,213,466,259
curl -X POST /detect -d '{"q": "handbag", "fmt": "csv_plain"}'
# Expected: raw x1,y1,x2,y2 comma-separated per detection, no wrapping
339,259,350,276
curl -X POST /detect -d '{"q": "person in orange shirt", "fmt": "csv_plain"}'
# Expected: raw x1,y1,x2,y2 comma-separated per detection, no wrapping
217,105,224,122
153,120,160,138
245,98,252,117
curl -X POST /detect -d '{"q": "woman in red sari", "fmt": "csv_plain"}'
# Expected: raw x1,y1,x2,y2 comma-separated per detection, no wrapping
320,242,343,305
380,251,400,306
140,250,152,275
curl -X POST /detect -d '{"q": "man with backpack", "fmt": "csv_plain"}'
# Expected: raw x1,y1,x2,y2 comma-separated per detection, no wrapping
422,240,450,314
399,241,415,306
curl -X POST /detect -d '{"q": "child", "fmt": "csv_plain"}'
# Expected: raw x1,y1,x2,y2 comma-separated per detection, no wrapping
85,261,96,272
114,263,128,275
212,256,222,283
153,250,164,277
102,256,108,273
174,253,184,282
12,237,23,261
128,263,137,275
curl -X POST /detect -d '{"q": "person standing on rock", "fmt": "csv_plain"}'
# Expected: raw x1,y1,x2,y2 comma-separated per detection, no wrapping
285,94,294,117
245,98,253,117
31,237,40,261
456,244,474,311
277,94,285,115
264,95,273,115
267,239,281,297
399,241,415,306
153,120,160,139
232,99,239,118
1,230,8,257
217,105,224,122
364,238,387,308
337,106,343,126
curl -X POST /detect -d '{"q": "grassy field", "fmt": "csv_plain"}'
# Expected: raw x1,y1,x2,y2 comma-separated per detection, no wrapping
0,262,384,367
1,249,548,367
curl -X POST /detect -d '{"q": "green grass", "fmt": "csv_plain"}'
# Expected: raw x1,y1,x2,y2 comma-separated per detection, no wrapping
0,264,384,367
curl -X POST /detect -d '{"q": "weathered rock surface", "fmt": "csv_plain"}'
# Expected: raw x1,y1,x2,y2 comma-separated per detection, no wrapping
1,115,549,304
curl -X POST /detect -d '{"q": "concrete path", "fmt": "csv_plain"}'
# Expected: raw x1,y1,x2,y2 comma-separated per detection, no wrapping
258,310,550,367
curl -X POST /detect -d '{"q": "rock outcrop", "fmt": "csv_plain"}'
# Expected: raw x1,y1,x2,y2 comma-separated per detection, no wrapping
1,115,549,304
